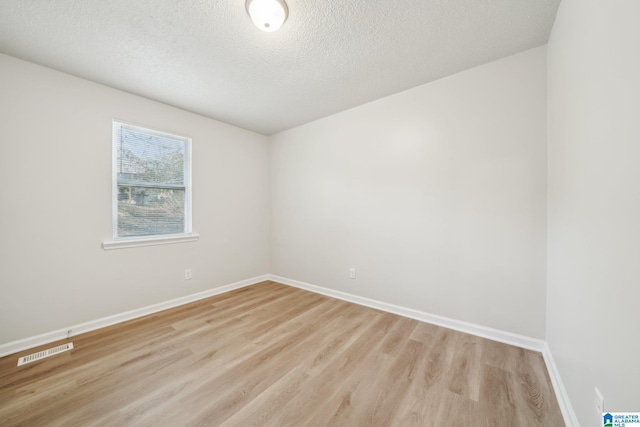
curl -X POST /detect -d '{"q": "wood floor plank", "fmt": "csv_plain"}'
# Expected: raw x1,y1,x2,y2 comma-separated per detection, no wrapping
479,364,519,426
353,338,425,426
218,304,376,427
0,281,565,426
301,348,396,427
434,390,482,427
263,312,400,427
409,321,440,344
183,303,348,425
447,333,482,402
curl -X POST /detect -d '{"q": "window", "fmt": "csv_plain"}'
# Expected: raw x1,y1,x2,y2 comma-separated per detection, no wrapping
105,121,196,249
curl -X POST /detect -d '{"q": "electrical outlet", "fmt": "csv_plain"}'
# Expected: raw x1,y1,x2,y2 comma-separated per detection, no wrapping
595,387,604,415
349,268,356,279
184,269,192,280
67,329,72,338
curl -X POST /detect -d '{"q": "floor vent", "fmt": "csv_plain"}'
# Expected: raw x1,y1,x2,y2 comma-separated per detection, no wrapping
17,343,74,366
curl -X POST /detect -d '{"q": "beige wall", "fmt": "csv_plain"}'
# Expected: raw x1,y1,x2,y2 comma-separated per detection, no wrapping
547,0,640,424
270,47,548,338
5,3,640,419
0,53,270,344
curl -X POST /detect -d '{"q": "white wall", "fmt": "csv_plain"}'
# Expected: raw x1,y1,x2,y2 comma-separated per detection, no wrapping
0,53,270,345
547,0,640,424
270,47,548,338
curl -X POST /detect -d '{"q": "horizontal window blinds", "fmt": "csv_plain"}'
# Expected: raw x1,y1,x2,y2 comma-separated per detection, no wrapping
114,122,191,238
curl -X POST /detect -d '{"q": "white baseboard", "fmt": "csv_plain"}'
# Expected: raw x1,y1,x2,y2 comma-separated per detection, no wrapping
0,274,269,358
270,274,579,426
542,343,580,427
0,272,577,427
269,275,545,352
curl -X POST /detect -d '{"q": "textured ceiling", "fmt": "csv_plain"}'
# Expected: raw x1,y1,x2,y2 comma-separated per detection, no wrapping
0,0,560,135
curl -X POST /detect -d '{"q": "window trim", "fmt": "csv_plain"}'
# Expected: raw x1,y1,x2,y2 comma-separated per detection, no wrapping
102,232,200,250
104,120,196,250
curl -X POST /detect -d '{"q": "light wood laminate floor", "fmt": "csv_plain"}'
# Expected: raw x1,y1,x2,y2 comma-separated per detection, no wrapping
0,281,564,426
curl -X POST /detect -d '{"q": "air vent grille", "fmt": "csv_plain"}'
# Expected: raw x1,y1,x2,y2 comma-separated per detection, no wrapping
17,343,74,366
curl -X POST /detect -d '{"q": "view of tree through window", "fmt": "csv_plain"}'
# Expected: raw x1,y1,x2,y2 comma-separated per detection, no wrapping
113,122,191,237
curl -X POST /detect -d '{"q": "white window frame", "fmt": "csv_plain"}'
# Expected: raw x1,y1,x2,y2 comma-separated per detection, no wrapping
103,120,198,250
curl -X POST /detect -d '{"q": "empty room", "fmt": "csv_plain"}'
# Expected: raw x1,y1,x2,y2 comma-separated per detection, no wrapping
0,0,638,425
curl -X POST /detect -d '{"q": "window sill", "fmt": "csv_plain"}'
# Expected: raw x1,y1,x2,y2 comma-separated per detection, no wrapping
102,233,200,250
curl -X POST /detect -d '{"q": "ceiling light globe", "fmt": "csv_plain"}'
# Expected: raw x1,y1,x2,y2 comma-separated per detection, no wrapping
246,0,288,32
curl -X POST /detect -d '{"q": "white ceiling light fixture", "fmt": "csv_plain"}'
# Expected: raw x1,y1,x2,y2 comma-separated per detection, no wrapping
246,0,288,32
